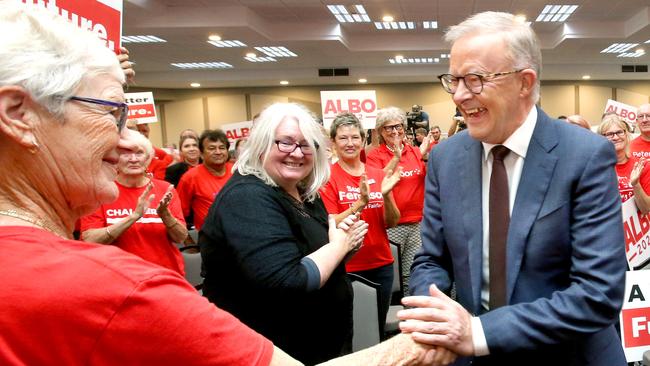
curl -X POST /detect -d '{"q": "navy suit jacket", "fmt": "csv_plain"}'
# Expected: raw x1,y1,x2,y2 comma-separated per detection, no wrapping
410,108,627,365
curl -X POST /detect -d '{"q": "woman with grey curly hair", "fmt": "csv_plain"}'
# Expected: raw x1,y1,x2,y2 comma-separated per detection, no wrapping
366,106,427,295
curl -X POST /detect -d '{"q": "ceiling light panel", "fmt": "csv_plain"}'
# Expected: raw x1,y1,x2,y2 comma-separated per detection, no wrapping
422,21,438,29
374,21,415,30
207,40,246,48
617,50,645,58
535,5,578,22
328,4,370,23
601,43,639,53
121,35,166,43
254,46,297,57
244,56,277,63
389,57,439,64
171,62,233,69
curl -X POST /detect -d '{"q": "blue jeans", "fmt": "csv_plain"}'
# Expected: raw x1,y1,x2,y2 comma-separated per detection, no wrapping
350,263,394,329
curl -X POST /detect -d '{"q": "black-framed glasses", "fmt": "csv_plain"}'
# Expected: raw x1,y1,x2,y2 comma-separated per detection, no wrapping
602,130,626,139
69,96,129,132
382,124,404,133
274,140,318,155
437,69,524,94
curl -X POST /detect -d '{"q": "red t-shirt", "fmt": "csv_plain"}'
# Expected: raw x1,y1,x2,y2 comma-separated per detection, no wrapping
616,157,650,203
321,163,393,272
177,163,233,230
0,226,273,366
630,137,650,160
81,179,186,275
148,147,174,180
366,144,425,224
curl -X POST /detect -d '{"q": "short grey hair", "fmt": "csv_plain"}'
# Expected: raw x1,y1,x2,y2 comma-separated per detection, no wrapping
0,2,124,118
375,107,406,144
445,12,542,103
330,112,365,140
234,103,329,202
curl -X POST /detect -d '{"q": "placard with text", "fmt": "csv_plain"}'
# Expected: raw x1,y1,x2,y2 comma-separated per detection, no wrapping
125,92,157,123
321,90,378,129
621,270,650,362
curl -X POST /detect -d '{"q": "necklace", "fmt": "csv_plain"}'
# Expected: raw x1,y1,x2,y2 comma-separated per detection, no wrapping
0,209,68,238
386,143,404,152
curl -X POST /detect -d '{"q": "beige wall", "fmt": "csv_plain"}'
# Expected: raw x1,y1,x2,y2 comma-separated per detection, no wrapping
135,80,650,146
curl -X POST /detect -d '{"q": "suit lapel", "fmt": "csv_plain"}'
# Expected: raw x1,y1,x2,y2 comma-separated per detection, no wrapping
506,109,559,302
460,137,484,313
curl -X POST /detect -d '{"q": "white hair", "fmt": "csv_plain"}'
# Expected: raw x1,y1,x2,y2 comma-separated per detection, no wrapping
234,103,329,202
124,129,155,167
445,11,542,103
375,107,406,144
0,2,124,118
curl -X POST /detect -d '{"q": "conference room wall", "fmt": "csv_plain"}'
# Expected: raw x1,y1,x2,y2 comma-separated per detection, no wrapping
136,81,650,147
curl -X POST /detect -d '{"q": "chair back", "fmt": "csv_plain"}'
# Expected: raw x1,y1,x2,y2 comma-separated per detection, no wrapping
348,273,382,351
180,245,202,290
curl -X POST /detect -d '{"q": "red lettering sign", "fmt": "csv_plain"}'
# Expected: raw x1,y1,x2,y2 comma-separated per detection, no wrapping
623,307,650,347
127,104,155,119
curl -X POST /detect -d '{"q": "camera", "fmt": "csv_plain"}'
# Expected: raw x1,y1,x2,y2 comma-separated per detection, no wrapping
406,105,424,133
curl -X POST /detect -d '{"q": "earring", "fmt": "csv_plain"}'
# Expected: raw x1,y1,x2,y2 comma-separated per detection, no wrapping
28,139,40,154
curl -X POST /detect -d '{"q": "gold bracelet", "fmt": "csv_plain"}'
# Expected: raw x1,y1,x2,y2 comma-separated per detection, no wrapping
105,226,116,240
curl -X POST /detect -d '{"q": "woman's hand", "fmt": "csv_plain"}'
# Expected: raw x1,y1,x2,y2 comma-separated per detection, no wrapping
359,173,370,205
384,143,402,175
329,214,368,258
631,158,647,187
132,182,155,220
382,166,402,195
156,184,174,216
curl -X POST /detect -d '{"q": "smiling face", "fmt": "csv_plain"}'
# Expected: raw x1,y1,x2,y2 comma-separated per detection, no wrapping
637,104,650,137
333,124,363,162
42,73,125,214
450,32,535,144
380,120,405,148
603,123,628,154
263,117,314,192
201,139,229,169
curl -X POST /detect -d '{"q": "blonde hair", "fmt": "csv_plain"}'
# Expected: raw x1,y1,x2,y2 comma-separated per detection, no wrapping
597,114,630,159
234,103,329,202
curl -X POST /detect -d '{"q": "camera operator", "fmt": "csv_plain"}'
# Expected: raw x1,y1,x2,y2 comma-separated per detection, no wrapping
405,104,430,135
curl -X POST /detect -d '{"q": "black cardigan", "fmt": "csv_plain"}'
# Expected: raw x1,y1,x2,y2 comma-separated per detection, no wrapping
200,172,352,365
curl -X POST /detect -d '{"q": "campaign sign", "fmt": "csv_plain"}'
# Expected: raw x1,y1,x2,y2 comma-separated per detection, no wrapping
125,92,157,123
604,99,638,130
221,121,252,146
620,270,650,362
622,196,650,270
321,90,377,129
18,0,122,54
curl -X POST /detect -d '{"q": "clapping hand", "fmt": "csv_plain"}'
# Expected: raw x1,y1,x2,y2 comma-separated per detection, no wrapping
631,158,647,187
133,182,155,220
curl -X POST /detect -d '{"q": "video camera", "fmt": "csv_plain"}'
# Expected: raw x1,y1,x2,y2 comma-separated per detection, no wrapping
406,105,425,133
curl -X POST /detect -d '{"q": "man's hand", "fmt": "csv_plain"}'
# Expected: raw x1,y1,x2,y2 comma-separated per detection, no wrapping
398,284,475,356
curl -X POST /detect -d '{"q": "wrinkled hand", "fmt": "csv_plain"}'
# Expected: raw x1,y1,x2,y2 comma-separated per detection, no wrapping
118,46,136,85
383,143,402,175
156,184,174,216
631,158,647,187
378,333,457,366
381,166,402,195
133,182,155,220
398,284,475,356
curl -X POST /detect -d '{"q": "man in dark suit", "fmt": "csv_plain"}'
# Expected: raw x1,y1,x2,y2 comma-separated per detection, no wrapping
398,11,627,366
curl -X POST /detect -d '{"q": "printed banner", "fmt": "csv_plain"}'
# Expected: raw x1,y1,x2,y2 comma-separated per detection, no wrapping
620,270,650,362
18,0,122,54
321,90,377,129
221,121,252,146
125,92,157,123
604,99,638,131
622,196,650,270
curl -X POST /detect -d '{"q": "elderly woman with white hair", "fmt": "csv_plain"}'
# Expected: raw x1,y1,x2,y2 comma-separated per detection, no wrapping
200,102,369,365
81,129,188,275
366,106,427,295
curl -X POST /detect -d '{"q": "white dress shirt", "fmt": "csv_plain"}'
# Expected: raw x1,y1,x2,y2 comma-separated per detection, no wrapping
471,106,538,356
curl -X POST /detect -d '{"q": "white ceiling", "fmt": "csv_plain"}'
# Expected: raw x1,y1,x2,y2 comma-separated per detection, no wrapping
122,0,650,89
